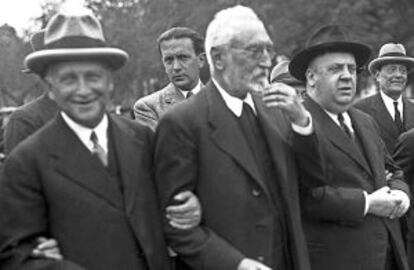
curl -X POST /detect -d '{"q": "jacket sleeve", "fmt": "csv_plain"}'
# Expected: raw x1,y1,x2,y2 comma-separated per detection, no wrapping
154,112,244,270
0,148,86,270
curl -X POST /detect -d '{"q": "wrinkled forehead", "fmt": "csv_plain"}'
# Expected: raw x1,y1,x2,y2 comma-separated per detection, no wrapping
46,59,112,77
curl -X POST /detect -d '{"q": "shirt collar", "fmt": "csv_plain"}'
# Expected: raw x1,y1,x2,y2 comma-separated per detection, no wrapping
179,80,202,98
380,90,403,120
61,112,109,153
212,78,256,117
324,109,354,133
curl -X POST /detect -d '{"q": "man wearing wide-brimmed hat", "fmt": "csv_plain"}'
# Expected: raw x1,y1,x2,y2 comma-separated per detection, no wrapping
270,60,306,101
0,7,171,270
355,43,414,153
290,25,410,270
4,29,59,155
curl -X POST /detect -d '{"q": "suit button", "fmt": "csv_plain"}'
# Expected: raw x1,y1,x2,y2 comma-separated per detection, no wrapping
258,256,265,262
252,189,261,197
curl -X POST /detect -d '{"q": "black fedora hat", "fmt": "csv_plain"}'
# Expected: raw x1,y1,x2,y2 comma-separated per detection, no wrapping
24,6,129,75
289,25,371,81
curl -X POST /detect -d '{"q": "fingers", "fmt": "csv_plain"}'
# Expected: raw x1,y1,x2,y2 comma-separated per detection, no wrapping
32,238,63,260
173,190,194,201
36,238,58,250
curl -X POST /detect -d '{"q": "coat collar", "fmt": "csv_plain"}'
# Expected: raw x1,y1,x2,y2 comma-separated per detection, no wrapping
46,114,145,211
205,81,288,201
305,97,373,176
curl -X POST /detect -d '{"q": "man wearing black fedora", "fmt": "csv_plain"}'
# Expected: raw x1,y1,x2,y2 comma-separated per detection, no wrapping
0,7,171,270
289,25,410,270
355,43,414,154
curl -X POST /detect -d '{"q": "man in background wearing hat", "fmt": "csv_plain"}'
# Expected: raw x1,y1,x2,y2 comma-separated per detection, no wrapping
4,30,59,155
0,8,171,270
289,25,410,270
270,60,306,101
133,27,206,130
354,43,414,154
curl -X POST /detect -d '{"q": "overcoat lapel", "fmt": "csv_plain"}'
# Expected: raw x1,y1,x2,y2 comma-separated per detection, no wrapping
305,98,372,175
403,97,414,130
371,93,399,138
253,95,292,199
48,115,123,209
109,116,147,216
162,83,185,105
349,108,385,188
206,83,271,199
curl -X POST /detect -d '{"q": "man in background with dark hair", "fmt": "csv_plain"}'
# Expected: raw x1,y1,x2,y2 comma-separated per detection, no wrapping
133,27,206,130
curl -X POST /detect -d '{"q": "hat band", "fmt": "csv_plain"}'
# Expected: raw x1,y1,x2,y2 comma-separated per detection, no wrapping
46,36,107,49
380,52,406,57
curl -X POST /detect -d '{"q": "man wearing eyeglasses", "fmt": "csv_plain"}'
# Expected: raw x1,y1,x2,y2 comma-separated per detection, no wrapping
133,27,206,130
154,5,325,270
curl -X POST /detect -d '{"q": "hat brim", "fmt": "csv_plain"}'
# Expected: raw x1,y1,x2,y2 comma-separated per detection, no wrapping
24,48,129,75
289,41,371,81
368,56,414,74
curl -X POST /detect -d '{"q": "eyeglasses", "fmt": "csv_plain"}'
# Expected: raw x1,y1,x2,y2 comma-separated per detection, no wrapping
230,43,276,61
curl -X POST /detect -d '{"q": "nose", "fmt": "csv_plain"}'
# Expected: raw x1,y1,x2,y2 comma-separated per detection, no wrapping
77,78,92,95
172,58,182,71
259,49,272,68
340,66,353,80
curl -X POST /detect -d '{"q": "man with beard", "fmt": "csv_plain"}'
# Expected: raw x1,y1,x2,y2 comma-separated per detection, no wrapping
154,5,325,270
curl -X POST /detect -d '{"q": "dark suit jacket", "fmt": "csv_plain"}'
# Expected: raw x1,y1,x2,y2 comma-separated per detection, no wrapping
302,97,409,270
354,92,414,153
4,93,59,154
133,83,187,130
394,130,414,261
154,81,325,270
0,114,170,270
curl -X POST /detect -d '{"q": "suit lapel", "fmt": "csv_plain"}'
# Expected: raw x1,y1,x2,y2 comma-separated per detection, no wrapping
403,97,414,130
48,115,123,209
253,95,292,199
206,83,269,197
349,108,385,185
305,98,372,175
371,93,399,138
108,116,149,216
162,83,185,105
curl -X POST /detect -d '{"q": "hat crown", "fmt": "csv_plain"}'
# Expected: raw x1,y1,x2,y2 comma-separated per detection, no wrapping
378,43,407,57
29,30,45,51
271,60,290,81
44,8,106,49
306,24,350,48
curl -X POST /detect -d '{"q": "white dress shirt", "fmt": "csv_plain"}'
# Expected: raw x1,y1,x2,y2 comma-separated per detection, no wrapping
212,78,313,134
61,112,109,154
380,91,403,121
179,80,202,98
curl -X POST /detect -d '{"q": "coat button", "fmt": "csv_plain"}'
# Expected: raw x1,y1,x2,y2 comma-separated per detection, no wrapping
252,189,261,197
258,256,265,262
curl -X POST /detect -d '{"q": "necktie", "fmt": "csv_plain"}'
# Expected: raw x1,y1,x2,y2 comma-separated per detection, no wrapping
90,131,108,167
337,113,353,138
186,91,194,99
393,101,404,134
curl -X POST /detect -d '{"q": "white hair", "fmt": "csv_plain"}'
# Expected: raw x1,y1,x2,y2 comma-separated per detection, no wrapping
205,5,268,71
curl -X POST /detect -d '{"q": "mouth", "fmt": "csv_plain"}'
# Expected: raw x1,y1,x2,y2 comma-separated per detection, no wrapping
72,97,99,106
172,75,186,82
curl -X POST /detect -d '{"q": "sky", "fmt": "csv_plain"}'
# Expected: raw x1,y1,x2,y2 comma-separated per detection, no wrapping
0,0,45,35
0,0,85,36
